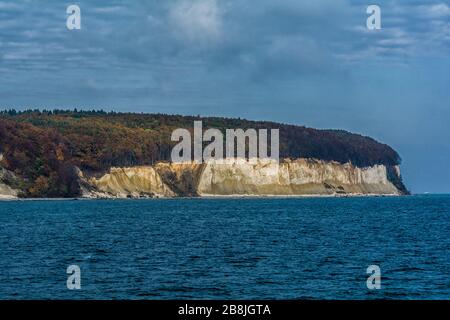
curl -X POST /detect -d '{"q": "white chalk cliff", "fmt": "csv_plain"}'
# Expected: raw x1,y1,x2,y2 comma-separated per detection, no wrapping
80,167,175,198
0,159,20,199
79,158,406,198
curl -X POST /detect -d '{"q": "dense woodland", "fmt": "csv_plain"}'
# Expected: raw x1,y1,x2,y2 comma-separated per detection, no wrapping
0,109,402,197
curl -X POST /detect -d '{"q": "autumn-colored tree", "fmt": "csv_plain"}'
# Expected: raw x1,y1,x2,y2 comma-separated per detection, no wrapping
28,175,50,197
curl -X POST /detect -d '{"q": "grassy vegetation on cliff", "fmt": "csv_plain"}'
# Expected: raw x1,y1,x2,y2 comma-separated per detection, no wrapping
0,109,402,197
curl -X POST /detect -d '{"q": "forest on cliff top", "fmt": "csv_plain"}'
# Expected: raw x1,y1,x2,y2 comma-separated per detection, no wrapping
0,109,401,197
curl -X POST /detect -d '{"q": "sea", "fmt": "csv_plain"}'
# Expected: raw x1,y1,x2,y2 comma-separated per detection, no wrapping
0,195,448,299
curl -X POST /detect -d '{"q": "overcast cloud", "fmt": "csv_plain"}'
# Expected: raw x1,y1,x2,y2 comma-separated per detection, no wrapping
0,0,450,193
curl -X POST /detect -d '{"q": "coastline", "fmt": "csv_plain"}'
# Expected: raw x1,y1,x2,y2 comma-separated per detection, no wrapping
0,193,405,201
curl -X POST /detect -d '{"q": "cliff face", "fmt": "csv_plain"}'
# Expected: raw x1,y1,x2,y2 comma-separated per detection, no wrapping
80,167,175,198
0,181,19,199
77,158,407,198
0,166,21,199
196,158,403,196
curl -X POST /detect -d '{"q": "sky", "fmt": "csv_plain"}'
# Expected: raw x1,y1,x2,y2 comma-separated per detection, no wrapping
0,0,449,193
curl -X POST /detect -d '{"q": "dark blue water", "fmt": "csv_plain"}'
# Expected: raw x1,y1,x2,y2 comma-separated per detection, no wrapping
0,195,448,299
